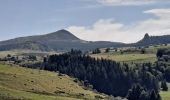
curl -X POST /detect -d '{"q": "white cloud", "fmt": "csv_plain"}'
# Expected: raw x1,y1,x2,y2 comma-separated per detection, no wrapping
67,9,170,43
144,9,170,19
97,0,166,6
68,19,126,42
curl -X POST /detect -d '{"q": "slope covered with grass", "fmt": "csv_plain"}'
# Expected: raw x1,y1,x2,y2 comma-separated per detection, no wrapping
0,64,108,100
91,53,156,63
160,83,170,100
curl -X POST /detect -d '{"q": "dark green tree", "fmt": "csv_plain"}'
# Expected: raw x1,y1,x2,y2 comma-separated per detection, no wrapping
92,48,101,54
127,84,143,100
161,80,168,91
157,49,166,58
141,48,146,54
149,90,161,100
139,90,148,100
105,48,110,53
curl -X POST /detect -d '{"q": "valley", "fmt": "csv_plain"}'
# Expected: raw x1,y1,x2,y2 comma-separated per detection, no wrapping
0,1,170,100
0,35,170,100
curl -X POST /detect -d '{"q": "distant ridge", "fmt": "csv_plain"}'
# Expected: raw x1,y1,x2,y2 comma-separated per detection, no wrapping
0,30,169,51
0,29,124,51
133,33,170,46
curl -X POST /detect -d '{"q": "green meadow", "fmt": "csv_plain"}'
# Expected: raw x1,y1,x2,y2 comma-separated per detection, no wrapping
0,64,106,100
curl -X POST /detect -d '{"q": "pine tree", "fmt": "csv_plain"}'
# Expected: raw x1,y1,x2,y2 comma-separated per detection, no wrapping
161,80,168,91
127,84,143,100
149,90,161,100
139,90,148,100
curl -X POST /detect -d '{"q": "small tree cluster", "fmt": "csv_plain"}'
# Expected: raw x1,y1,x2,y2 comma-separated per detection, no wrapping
105,48,110,53
127,84,161,100
92,48,101,54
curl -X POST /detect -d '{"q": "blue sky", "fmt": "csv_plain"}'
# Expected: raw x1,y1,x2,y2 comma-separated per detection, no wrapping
0,0,170,43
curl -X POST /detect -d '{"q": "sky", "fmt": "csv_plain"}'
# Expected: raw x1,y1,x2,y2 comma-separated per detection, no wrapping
0,0,170,43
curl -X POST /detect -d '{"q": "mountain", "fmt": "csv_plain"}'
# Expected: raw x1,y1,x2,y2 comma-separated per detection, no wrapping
133,33,170,47
0,29,125,51
0,30,169,51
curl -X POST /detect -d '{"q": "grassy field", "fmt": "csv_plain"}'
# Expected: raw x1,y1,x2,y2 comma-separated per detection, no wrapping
145,45,170,54
0,51,17,58
0,50,58,58
91,53,157,63
160,83,170,100
91,44,170,63
160,91,170,100
0,64,107,100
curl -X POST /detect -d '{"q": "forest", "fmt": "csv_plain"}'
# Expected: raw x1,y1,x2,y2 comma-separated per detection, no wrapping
22,49,170,100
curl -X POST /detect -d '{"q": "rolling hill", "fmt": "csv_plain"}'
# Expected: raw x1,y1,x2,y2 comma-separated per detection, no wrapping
0,30,125,51
0,63,113,100
0,30,170,52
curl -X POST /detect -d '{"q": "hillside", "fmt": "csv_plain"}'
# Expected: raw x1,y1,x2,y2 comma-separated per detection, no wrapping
0,64,111,100
0,41,51,51
0,30,170,52
133,33,170,46
0,30,124,51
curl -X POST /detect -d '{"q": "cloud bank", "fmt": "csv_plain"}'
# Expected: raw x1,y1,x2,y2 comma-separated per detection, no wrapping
67,9,170,43
97,0,166,6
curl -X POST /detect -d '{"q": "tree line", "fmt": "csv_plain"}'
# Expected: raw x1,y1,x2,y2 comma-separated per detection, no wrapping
23,49,170,100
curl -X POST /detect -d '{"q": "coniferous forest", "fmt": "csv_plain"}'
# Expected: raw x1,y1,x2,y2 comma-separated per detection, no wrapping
24,49,170,100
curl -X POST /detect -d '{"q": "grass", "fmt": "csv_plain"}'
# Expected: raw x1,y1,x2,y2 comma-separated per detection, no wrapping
0,51,17,58
160,91,170,100
0,85,77,100
145,45,170,54
91,53,156,63
91,44,170,63
160,83,170,100
0,64,107,100
0,50,58,58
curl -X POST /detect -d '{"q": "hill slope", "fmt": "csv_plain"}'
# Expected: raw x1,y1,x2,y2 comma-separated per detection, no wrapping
0,30,124,51
0,64,109,100
133,33,170,46
0,30,169,51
